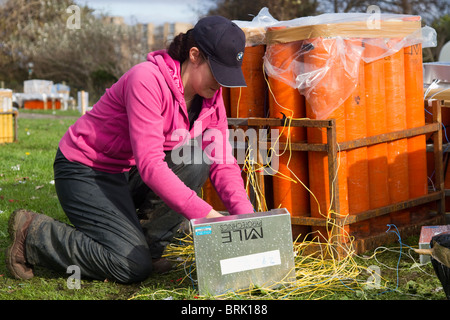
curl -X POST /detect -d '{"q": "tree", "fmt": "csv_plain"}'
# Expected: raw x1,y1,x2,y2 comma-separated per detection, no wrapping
205,0,448,25
318,0,449,24
205,0,319,21
424,14,450,62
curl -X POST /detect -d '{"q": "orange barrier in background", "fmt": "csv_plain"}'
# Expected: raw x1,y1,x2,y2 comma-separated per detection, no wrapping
266,32,310,240
24,99,61,110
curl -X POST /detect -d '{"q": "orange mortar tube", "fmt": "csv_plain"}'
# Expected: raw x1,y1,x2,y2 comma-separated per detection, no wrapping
211,45,266,212
384,41,410,227
266,31,310,240
230,45,266,119
364,38,391,234
303,37,349,242
202,85,231,209
202,178,227,211
204,46,266,210
404,43,428,222
222,87,231,118
344,39,370,238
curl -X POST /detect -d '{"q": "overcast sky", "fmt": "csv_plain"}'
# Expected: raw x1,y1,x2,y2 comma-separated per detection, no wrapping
74,0,210,25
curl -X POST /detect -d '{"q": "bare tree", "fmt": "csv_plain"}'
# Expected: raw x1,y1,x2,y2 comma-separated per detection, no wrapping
205,0,319,21
318,0,449,24
424,14,450,62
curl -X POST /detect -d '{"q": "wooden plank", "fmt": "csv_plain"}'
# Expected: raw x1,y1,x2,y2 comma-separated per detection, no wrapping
327,119,340,220
337,192,443,225
291,216,329,226
296,215,445,257
339,123,439,151
227,117,334,128
352,215,446,254
432,100,446,216
427,143,450,153
227,118,250,127
277,141,327,152
290,192,443,226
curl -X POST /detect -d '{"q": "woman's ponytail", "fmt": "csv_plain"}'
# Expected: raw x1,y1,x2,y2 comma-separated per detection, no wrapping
167,29,197,63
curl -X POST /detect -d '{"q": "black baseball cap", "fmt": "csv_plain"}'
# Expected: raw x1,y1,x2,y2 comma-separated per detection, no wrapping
193,16,247,88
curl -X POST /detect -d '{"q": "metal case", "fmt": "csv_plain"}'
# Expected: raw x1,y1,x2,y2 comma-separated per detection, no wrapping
419,225,450,264
191,208,296,296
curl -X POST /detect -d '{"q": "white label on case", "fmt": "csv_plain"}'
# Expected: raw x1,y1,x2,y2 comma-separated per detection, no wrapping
220,250,281,275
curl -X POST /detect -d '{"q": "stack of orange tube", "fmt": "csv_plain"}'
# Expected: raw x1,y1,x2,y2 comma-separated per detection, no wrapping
261,15,429,247
266,27,310,240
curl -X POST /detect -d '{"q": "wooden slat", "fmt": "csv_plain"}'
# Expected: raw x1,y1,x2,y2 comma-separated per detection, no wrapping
432,100,446,215
339,123,439,151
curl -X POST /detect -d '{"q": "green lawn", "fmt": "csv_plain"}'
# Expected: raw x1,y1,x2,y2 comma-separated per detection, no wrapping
0,110,447,300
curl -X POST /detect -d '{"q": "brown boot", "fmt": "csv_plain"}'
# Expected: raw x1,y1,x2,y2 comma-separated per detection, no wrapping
5,209,39,280
152,258,175,274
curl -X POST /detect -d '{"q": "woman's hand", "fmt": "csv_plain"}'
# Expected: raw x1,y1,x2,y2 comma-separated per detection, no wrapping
206,209,223,219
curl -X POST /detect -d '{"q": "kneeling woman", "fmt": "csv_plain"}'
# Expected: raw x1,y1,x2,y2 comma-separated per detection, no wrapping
6,16,253,284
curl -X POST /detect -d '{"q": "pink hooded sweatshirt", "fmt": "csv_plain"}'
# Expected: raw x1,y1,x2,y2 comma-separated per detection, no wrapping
59,50,254,220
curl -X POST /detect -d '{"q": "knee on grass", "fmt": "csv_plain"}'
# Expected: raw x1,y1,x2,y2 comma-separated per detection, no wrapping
108,247,153,284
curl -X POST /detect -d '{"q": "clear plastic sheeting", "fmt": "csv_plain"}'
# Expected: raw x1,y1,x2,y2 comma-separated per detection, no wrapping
233,7,278,47
257,9,437,119
265,36,365,120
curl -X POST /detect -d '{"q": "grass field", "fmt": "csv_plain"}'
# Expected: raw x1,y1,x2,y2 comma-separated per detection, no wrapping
0,109,447,301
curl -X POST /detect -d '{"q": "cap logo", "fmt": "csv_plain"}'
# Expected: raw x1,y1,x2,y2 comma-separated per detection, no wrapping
236,51,244,61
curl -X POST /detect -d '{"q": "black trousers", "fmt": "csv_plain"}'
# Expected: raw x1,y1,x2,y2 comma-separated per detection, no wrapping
25,145,210,284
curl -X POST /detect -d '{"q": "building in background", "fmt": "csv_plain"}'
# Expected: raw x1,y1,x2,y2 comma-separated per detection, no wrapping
103,17,193,62
154,22,194,50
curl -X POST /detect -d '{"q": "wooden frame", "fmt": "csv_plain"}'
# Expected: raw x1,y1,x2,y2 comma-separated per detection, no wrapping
227,99,446,255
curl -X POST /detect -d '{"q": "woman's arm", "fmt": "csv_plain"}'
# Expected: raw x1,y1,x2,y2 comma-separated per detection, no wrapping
124,66,213,220
202,91,254,216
